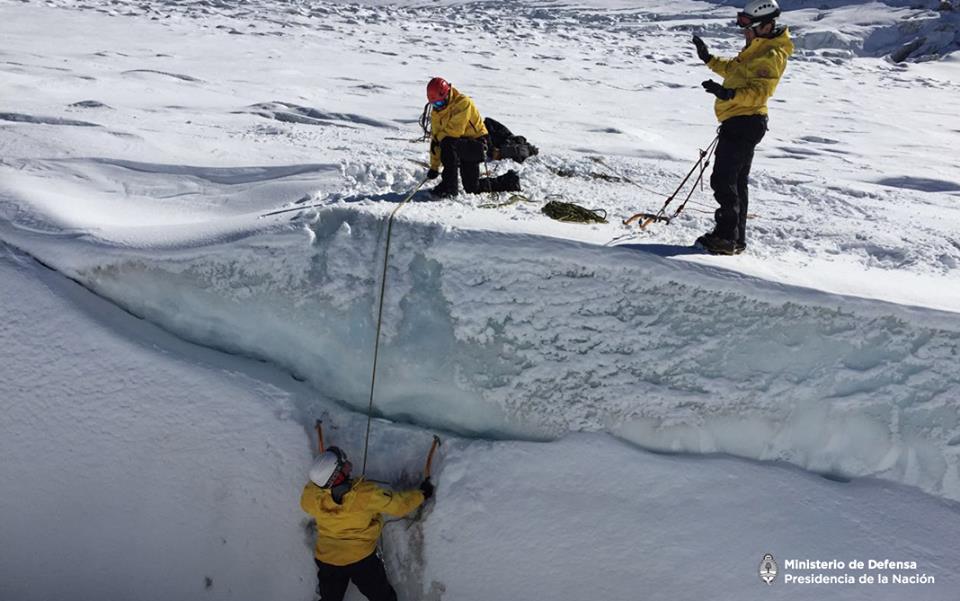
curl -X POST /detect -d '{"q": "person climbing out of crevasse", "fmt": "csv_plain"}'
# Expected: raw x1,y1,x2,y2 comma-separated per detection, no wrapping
691,0,794,255
300,446,434,601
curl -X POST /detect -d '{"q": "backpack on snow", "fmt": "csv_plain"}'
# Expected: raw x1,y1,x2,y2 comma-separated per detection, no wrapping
484,117,539,164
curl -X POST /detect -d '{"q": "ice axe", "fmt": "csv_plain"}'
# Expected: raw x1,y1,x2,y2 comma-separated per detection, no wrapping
404,435,441,529
424,434,442,479
315,419,325,454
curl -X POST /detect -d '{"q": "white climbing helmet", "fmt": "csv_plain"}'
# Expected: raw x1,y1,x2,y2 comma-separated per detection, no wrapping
309,446,350,488
737,0,781,28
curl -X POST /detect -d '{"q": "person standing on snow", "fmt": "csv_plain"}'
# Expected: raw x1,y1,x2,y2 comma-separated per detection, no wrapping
424,77,522,199
300,446,434,601
691,0,794,255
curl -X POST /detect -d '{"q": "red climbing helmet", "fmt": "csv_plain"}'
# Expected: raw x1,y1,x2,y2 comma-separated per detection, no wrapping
426,77,451,104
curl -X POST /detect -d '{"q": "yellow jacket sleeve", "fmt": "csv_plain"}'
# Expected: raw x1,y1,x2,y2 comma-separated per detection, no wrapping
300,484,321,515
362,484,425,517
707,56,735,78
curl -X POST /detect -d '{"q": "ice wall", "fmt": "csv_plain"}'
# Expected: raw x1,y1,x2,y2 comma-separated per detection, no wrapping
31,207,959,501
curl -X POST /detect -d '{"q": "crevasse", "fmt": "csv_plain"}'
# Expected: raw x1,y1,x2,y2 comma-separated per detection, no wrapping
30,207,960,501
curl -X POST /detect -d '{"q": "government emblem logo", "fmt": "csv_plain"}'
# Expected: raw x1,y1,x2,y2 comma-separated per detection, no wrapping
759,553,778,585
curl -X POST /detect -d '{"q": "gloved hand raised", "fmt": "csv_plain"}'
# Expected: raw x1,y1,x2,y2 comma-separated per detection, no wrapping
692,35,712,64
426,169,440,180
419,478,435,500
702,79,735,100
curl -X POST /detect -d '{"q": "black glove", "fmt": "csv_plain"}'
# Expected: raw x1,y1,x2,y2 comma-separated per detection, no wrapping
702,79,736,100
419,478,434,500
426,169,440,180
692,35,712,64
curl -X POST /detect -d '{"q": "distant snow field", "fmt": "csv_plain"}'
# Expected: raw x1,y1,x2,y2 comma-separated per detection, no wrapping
1,0,958,600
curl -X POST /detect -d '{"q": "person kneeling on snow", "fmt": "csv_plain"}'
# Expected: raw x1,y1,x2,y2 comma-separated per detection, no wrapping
424,77,522,199
301,446,434,601
691,0,793,255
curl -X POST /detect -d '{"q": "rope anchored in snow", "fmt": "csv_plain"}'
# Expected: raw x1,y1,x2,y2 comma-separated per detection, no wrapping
594,135,720,229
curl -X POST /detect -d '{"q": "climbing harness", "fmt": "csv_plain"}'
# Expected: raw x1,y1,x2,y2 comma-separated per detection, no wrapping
542,199,608,224
361,177,429,475
621,135,720,229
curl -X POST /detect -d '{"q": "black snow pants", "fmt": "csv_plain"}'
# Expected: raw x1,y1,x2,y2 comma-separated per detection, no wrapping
436,136,487,194
436,136,517,194
315,552,398,601
709,114,767,245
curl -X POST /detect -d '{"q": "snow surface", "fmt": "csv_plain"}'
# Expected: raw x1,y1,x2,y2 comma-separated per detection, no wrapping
1,0,959,599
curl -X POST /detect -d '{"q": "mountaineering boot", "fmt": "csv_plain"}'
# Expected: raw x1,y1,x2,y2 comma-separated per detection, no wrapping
429,185,457,200
734,242,746,255
695,232,738,255
499,170,521,192
476,170,522,193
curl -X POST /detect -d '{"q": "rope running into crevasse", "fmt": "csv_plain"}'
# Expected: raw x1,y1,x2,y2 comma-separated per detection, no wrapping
360,136,719,470
361,178,428,475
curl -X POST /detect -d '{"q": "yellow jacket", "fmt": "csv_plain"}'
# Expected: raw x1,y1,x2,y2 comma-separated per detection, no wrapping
300,479,424,566
706,27,794,123
429,87,489,170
